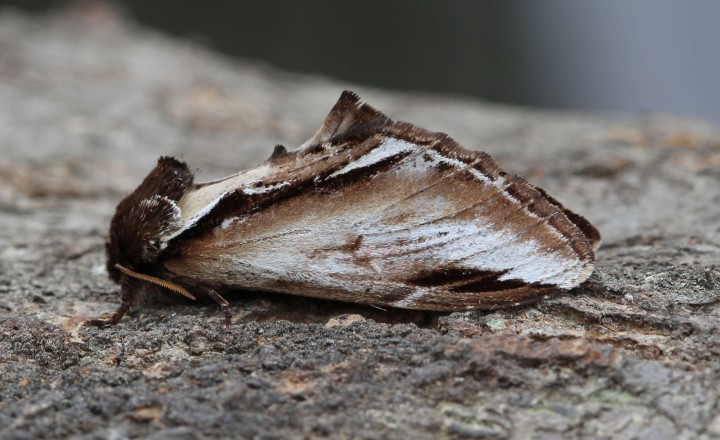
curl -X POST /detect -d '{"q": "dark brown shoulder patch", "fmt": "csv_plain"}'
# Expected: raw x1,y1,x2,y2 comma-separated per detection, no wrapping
106,156,194,281
133,156,194,202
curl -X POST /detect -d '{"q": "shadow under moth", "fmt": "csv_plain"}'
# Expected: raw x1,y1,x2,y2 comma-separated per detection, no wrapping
87,91,600,327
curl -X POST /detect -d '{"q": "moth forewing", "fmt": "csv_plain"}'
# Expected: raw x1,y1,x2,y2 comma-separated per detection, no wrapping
88,90,599,327
164,135,593,311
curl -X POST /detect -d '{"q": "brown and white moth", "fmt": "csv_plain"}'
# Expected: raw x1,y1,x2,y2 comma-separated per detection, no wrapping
86,91,600,327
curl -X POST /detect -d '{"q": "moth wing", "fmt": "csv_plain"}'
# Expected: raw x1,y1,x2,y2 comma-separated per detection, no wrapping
165,91,597,311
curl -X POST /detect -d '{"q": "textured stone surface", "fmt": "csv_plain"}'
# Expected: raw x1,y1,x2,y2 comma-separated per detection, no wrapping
1,5,720,440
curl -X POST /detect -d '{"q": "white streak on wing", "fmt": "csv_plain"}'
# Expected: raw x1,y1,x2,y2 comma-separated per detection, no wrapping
196,164,272,192
180,164,273,222
221,228,375,290
328,138,417,178
393,288,431,308
498,248,584,288
409,149,511,202
402,224,576,286
165,191,229,242
359,222,492,255
170,165,291,243
202,213,583,297
221,216,242,230
414,150,574,254
242,181,289,195
360,220,580,287
463,237,578,287
420,149,493,184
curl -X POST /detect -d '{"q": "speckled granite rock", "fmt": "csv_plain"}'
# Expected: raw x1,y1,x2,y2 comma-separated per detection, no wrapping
1,5,720,440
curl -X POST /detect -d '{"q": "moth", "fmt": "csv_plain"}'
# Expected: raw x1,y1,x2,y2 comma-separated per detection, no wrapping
86,91,600,327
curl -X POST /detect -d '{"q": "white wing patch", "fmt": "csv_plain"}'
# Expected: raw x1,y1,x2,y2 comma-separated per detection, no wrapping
169,166,289,241
179,164,273,221
242,181,290,195
328,138,416,178
164,190,229,243
357,221,580,288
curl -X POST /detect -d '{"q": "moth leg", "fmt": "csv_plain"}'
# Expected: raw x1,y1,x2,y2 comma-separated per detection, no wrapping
207,289,232,328
84,302,130,328
84,276,138,328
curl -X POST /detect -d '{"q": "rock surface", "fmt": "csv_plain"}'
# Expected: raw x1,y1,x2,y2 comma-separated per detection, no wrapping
1,5,720,440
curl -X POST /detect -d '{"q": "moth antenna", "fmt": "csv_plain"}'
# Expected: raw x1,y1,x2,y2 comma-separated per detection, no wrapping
114,264,196,301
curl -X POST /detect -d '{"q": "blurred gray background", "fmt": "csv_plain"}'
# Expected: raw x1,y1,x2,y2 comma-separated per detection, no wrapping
2,0,719,121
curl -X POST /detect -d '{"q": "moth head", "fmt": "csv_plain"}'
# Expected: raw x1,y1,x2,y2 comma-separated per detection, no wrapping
106,157,194,282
